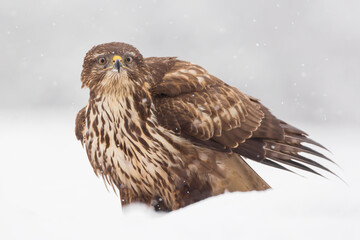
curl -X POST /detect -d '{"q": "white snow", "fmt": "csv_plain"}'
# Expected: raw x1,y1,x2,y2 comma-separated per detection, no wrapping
0,109,359,240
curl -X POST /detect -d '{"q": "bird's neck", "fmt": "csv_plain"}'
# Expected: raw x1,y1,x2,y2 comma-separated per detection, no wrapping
89,82,153,123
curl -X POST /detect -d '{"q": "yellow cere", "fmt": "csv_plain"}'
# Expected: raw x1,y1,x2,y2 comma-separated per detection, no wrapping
112,55,123,63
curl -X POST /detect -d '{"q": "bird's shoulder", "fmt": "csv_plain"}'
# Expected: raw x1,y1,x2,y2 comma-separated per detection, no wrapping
146,57,264,149
146,57,221,96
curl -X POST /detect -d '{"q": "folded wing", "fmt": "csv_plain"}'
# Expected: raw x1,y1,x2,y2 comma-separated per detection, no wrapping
148,58,334,177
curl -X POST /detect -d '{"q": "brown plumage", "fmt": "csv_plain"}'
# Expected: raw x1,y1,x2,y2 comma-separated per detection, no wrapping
75,42,334,211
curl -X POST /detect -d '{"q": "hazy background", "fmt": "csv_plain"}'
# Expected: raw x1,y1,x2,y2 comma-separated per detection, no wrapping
1,0,359,124
1,1,359,239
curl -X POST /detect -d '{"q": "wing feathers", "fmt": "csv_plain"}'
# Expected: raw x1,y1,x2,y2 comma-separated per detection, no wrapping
148,57,336,178
273,159,324,177
260,159,295,173
75,107,86,142
284,135,328,151
152,60,264,146
267,141,331,161
264,147,333,173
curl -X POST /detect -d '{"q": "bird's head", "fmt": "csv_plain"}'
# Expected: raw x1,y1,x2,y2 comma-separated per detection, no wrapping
81,42,149,94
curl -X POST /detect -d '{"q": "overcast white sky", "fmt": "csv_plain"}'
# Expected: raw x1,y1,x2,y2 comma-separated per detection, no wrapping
1,0,360,124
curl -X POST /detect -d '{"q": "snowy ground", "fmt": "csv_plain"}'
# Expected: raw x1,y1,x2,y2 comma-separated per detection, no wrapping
0,108,359,240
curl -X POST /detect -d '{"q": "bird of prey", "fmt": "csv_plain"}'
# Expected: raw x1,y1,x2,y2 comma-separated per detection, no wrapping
75,42,334,211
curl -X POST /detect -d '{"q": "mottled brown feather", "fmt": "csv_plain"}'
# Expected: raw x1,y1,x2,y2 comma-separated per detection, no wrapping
148,58,334,176
151,60,264,148
75,106,86,142
77,42,336,212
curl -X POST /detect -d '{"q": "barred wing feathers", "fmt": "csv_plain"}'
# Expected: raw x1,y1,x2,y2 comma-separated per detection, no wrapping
149,58,333,177
151,60,264,146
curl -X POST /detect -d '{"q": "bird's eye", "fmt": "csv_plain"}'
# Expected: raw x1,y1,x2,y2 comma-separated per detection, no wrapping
125,57,133,64
98,57,107,65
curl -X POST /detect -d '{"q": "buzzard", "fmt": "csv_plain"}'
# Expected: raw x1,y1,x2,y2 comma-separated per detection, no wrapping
76,42,334,211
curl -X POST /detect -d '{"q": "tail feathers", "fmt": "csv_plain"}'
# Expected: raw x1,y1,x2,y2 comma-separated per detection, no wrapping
173,151,270,210
209,153,270,196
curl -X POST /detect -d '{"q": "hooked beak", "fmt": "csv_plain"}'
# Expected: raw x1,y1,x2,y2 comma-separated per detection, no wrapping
114,59,122,73
112,55,123,73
